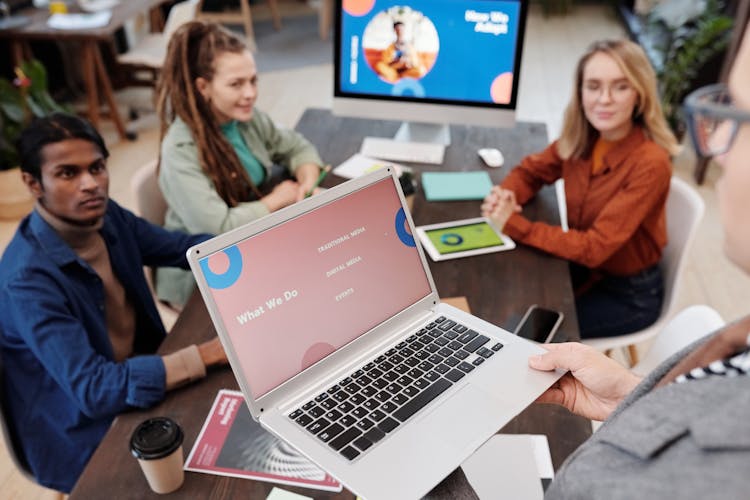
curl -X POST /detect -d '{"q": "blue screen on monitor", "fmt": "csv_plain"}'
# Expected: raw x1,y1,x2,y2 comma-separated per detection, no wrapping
335,0,526,108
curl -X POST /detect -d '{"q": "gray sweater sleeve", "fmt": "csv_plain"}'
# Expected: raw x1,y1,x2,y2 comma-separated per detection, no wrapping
546,329,750,500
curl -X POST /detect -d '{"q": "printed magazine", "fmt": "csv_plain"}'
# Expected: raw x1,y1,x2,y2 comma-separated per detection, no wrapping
185,389,342,492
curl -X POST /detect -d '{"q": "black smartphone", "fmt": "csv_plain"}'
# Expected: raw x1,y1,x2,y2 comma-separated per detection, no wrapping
514,305,564,343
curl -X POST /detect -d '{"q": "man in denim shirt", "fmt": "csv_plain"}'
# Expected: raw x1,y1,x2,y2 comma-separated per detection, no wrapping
0,114,227,493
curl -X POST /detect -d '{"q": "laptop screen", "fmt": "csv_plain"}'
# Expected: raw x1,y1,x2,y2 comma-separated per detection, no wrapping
198,177,432,398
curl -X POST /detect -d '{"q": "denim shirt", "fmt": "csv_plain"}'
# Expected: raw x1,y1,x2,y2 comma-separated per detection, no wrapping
0,201,209,493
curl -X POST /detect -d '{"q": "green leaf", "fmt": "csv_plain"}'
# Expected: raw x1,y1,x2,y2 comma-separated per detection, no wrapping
0,102,25,124
658,10,735,133
0,79,25,122
0,59,68,170
35,90,68,114
26,95,45,117
20,59,48,95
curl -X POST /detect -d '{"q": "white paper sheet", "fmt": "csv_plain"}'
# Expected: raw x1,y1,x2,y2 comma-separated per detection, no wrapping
461,434,553,500
266,487,313,500
47,11,112,30
332,153,409,179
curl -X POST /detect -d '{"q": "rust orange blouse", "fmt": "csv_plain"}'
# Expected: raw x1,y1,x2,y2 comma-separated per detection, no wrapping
500,126,671,276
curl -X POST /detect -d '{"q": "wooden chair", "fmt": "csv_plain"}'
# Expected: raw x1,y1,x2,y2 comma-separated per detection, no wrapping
116,0,200,87
195,0,282,52
317,0,333,40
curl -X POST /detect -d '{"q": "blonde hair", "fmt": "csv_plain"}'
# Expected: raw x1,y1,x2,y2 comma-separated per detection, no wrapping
557,39,681,160
156,21,261,207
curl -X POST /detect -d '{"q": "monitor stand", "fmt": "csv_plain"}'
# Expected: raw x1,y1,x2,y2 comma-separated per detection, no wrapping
393,121,451,146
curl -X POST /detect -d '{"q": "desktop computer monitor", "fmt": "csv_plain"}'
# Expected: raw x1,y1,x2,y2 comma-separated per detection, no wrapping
333,0,528,146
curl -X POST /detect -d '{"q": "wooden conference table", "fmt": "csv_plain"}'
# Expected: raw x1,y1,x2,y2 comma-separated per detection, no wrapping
70,109,592,499
0,0,168,141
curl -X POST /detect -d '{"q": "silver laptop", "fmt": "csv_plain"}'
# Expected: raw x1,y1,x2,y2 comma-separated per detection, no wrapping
187,168,563,500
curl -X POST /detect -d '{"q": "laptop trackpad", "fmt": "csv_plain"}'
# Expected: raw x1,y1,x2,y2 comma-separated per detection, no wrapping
423,383,499,452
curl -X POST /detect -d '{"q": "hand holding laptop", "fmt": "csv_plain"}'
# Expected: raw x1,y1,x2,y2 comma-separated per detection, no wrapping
529,342,642,421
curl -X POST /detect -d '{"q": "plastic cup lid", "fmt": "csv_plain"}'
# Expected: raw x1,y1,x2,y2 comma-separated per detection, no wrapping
130,417,184,460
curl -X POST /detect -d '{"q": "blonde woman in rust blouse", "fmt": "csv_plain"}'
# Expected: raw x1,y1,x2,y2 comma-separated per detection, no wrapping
482,39,680,339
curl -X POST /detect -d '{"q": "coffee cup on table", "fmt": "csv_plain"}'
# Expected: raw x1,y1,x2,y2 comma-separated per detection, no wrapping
130,417,185,494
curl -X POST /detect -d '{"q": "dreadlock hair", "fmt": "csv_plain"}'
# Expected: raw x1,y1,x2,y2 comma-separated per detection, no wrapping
157,21,261,207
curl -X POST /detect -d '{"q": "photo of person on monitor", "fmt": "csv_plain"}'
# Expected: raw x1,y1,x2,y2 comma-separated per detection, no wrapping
376,21,424,81
363,7,438,84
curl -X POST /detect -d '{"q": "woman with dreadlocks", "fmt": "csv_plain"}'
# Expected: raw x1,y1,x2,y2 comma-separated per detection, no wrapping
155,21,323,307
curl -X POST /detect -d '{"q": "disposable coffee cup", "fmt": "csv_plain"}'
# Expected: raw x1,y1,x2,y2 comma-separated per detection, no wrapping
130,417,185,494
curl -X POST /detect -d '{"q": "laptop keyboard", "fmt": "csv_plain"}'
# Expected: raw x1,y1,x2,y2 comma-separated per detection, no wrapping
288,316,504,462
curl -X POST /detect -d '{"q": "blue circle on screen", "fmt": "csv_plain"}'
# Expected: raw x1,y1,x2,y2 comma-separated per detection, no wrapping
395,207,416,247
200,246,243,290
440,233,463,246
391,79,426,98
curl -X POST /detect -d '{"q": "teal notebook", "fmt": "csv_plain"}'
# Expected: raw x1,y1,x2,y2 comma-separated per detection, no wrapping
421,171,494,201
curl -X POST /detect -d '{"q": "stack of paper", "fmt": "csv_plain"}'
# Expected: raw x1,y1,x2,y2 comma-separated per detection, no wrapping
47,11,112,30
333,153,409,179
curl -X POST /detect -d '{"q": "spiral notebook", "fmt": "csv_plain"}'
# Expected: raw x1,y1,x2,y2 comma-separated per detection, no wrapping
421,171,494,201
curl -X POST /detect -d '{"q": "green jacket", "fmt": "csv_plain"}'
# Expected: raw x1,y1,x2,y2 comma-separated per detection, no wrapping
156,110,322,306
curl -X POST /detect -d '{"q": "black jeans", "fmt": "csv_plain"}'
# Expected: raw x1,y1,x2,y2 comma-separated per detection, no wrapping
571,263,664,339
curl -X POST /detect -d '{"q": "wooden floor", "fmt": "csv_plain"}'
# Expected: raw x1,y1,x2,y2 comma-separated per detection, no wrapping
1,3,745,496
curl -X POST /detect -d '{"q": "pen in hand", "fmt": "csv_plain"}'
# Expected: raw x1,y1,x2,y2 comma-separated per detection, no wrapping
305,165,331,198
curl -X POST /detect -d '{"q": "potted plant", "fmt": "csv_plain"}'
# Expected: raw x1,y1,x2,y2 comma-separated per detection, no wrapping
0,59,68,220
651,0,733,136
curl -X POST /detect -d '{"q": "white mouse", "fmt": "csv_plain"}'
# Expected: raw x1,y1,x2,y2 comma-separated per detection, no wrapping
478,148,504,168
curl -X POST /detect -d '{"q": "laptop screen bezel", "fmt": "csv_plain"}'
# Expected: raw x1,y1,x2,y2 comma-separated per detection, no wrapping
187,168,440,420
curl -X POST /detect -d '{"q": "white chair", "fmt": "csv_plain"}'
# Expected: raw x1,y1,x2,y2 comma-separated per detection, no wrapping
583,176,705,366
117,0,199,79
632,304,725,377
0,356,34,484
130,160,181,319
0,356,66,498
130,159,168,226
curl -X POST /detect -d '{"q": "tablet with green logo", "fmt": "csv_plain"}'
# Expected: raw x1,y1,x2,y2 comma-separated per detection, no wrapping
415,217,516,261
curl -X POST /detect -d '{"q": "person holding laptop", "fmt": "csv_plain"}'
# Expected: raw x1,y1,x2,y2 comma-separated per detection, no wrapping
155,21,325,307
0,114,228,493
481,39,680,339
529,23,750,498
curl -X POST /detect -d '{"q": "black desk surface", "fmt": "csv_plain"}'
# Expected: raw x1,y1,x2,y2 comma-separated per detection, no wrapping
70,109,591,499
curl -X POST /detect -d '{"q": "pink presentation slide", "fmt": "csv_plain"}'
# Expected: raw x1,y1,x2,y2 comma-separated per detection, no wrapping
201,179,431,397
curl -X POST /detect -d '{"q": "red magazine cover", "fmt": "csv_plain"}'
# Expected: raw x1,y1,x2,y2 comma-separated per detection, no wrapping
185,389,342,492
